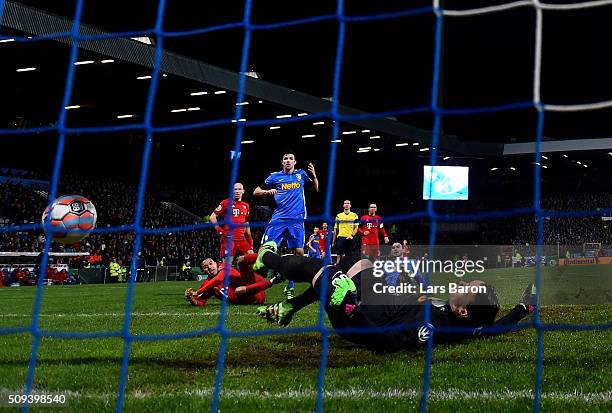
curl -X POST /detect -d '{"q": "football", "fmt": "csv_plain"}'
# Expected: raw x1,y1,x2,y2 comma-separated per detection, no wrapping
41,195,97,244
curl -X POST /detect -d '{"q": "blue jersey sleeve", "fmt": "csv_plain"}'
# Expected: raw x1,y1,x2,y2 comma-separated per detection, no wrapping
264,173,278,188
299,169,313,185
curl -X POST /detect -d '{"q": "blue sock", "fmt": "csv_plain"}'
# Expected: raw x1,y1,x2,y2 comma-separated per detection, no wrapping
287,280,295,289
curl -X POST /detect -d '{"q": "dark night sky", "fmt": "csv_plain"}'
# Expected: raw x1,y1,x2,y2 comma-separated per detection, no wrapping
1,0,611,207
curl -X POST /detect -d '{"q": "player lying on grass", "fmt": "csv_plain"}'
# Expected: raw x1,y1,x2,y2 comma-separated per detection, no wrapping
184,253,281,307
253,242,536,352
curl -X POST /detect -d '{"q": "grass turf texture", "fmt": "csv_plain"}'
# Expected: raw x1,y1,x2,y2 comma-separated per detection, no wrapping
0,265,611,412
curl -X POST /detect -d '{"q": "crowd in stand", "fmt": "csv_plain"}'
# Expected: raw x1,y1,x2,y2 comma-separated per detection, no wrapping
0,177,223,269
1,175,611,274
479,194,612,246
0,182,46,225
0,266,78,287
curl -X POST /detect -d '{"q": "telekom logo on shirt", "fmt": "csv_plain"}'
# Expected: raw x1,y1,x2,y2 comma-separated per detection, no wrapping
281,182,301,190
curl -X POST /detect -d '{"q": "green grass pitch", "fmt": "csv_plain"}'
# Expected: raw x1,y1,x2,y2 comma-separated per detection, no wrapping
0,265,611,412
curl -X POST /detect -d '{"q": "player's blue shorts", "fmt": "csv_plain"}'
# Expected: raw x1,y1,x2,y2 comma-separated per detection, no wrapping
263,219,305,249
308,248,321,259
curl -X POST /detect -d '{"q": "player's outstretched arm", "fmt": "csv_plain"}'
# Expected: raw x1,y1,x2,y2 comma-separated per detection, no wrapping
438,284,536,345
209,212,223,236
254,186,276,197
244,223,253,249
380,220,389,244
306,235,316,253
307,163,319,192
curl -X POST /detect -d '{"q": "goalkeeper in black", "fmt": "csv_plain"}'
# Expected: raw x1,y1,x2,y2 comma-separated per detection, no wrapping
253,241,536,353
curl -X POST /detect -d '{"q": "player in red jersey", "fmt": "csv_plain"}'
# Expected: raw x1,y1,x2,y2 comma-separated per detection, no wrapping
210,182,254,265
184,253,279,307
317,222,329,260
358,203,389,259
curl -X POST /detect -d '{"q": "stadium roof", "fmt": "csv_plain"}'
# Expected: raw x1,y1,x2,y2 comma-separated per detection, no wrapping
1,0,612,169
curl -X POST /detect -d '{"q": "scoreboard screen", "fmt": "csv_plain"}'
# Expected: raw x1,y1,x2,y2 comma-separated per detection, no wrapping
423,165,469,200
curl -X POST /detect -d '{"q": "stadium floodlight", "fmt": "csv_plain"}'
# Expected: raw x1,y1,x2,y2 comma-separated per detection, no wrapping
541,165,548,169
137,75,152,80
331,139,341,143
214,90,226,95
509,167,516,171
563,154,569,158
576,161,582,165
301,134,315,138
420,147,429,152
64,105,81,110
130,36,153,45
395,143,409,147
373,148,381,152
369,135,381,139
258,100,263,103
361,129,371,133
297,113,308,116
243,70,260,78
359,147,372,151
235,101,249,106
190,91,208,96
187,107,200,111
443,156,451,160
342,131,357,135
100,59,114,63
231,118,247,123
16,67,37,72
608,152,612,156
116,114,135,119
241,140,254,144
490,167,498,171
276,114,292,119
583,164,588,168
171,109,187,113
313,121,325,125
74,60,94,65
0,38,15,43
542,155,548,160
269,126,280,130
413,142,419,146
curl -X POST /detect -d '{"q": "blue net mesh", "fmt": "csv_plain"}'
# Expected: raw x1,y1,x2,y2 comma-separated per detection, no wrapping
1,1,612,412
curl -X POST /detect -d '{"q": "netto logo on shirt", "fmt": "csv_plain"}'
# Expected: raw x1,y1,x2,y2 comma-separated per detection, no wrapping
281,182,301,190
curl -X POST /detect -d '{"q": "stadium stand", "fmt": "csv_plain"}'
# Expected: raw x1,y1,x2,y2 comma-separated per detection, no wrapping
2,175,610,272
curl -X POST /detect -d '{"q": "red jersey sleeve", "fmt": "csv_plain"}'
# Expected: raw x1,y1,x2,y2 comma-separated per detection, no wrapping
195,273,222,296
213,199,228,217
379,217,388,238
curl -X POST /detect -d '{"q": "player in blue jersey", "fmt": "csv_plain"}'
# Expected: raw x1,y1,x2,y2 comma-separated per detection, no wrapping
253,149,319,298
306,226,322,259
